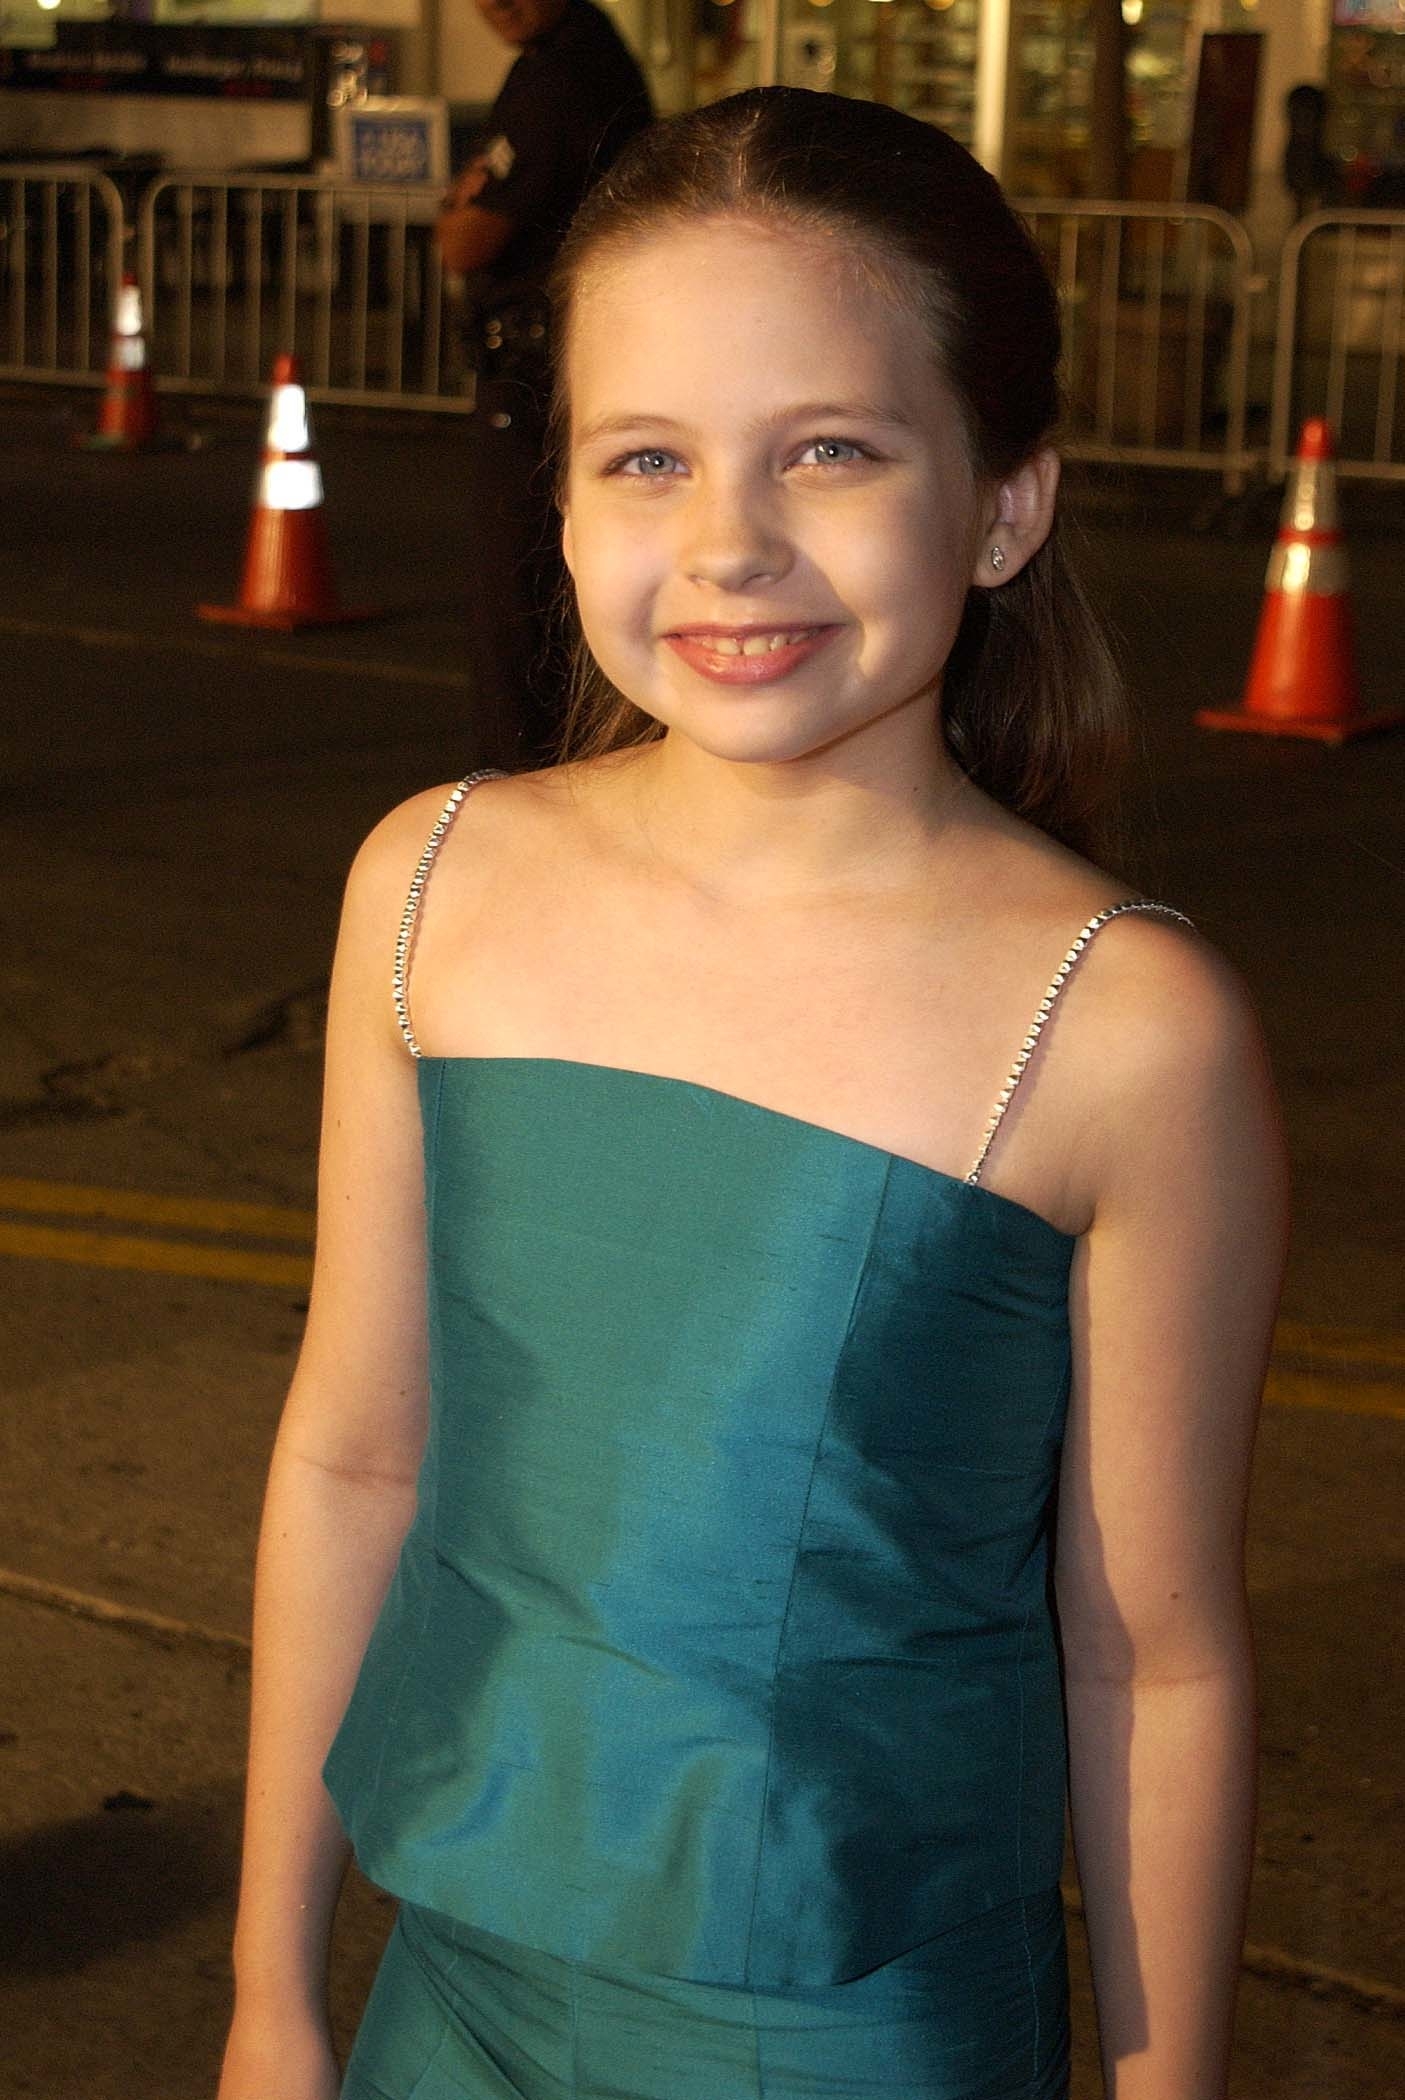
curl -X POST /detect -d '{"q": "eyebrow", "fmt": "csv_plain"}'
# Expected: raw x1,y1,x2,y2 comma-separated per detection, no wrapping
573,400,915,446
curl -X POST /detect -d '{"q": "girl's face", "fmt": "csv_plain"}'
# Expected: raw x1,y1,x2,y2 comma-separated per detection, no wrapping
560,218,1016,771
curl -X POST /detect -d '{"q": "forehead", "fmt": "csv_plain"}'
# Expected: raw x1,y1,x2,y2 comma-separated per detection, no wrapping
565,218,945,426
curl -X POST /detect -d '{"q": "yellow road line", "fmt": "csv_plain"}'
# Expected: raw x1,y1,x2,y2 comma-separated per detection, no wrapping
0,1175,314,1242
1262,1365,1405,1422
0,1220,312,1291
0,1181,1402,1418
1272,1318,1405,1376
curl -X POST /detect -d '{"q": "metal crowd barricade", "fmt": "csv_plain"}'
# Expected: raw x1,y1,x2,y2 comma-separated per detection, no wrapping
0,163,126,384
1012,200,1258,495
137,172,471,411
27,171,1405,503
1270,209,1405,484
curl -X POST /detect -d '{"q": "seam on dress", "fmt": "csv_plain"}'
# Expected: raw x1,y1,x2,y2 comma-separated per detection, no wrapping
422,1058,446,1541
741,1154,896,1983
1014,1606,1043,2090
422,1058,447,1267
354,1061,446,1820
569,1945,581,2100
1036,1351,1073,1452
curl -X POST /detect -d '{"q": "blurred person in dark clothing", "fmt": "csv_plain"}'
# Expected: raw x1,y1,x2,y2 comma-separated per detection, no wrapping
437,0,652,770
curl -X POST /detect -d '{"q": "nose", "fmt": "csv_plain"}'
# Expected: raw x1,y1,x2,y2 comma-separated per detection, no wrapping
678,475,792,595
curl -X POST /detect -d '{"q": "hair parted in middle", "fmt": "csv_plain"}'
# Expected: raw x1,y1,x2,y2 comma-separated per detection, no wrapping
542,86,1127,862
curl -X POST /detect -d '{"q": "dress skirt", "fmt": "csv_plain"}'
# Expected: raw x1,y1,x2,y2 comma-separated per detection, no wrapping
339,1890,1071,2100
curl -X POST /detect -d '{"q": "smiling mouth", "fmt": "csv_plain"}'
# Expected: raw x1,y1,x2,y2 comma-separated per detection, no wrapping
667,627,829,657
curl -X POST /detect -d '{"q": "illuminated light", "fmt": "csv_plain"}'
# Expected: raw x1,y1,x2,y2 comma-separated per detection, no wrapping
261,460,323,511
36,0,62,13
924,0,957,10
1121,0,1142,20
267,383,311,455
1277,542,1312,593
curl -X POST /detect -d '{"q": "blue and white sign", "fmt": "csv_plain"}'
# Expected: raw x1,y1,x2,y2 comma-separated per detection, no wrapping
335,97,449,186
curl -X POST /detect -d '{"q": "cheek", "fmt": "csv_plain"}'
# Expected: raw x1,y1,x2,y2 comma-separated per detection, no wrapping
571,504,664,626
829,492,971,622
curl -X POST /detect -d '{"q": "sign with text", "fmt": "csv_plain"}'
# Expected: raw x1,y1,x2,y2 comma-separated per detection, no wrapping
0,23,311,98
335,96,448,184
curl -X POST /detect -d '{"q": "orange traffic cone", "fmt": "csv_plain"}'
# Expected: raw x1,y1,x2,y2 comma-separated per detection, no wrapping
1197,419,1403,744
82,273,162,452
199,354,374,631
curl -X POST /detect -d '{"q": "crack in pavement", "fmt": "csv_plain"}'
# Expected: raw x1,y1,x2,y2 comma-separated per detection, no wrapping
0,980,329,1127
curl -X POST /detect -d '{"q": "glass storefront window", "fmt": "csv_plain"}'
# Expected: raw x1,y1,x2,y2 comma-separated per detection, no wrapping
2,0,112,56
807,0,979,139
1007,0,1194,195
602,0,979,134
693,0,762,102
1,0,313,48
151,0,316,20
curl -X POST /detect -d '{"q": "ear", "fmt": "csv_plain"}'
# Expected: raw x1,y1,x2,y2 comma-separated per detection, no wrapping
972,446,1060,589
561,505,575,579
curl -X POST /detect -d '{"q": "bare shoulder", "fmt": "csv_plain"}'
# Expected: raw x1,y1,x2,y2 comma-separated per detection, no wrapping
966,805,1283,1209
350,769,518,883
977,804,1254,1072
1061,905,1285,1220
352,758,632,903
1071,906,1268,1100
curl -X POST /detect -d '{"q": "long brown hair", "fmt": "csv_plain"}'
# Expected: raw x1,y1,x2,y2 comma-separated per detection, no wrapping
542,88,1126,860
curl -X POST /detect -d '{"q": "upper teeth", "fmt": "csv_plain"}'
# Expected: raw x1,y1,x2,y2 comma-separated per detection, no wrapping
705,631,813,656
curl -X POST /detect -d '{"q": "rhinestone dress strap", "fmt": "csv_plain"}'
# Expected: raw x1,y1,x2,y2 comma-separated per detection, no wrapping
965,899,1195,1186
393,769,509,1059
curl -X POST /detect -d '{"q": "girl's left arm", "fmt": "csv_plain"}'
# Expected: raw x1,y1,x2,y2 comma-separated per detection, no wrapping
1055,925,1290,2100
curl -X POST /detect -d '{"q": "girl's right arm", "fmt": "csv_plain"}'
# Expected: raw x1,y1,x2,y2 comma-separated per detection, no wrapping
217,796,454,2100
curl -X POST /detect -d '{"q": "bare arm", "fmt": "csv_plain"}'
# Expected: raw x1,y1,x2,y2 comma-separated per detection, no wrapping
434,166,515,276
218,792,459,2099
1055,927,1289,2099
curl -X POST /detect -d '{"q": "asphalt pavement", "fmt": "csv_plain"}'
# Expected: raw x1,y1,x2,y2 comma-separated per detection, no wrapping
1,385,1403,2099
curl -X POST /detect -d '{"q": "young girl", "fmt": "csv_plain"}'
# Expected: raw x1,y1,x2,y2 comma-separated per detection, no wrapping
218,88,1287,2100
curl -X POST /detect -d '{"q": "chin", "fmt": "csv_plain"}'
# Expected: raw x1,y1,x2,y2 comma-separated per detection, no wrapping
649,698,887,770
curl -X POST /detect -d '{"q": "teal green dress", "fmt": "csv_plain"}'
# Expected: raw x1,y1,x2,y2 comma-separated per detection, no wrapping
324,770,1187,2100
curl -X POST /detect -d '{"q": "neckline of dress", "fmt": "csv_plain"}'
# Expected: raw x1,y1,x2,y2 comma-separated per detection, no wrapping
420,1053,1077,1245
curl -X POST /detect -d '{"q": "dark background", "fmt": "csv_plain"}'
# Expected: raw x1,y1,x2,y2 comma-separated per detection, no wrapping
1,387,1402,2096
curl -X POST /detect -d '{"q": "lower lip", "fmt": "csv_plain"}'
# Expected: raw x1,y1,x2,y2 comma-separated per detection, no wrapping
663,628,840,686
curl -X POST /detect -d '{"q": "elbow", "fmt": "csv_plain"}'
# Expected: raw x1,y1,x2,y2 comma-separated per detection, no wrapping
1056,1553,1259,1690
1060,1611,1257,1691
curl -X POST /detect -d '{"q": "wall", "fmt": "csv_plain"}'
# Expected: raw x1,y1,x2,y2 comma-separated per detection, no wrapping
0,91,308,159
437,0,511,104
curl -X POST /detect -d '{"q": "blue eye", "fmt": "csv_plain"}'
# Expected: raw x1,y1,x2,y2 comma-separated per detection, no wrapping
799,438,869,467
617,449,682,477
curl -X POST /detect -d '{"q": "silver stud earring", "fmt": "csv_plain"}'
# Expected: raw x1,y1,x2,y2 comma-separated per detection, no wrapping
989,545,1006,572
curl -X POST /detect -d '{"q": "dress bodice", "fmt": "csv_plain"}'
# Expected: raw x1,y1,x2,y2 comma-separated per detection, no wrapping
323,1054,1077,1988
325,768,1191,1991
